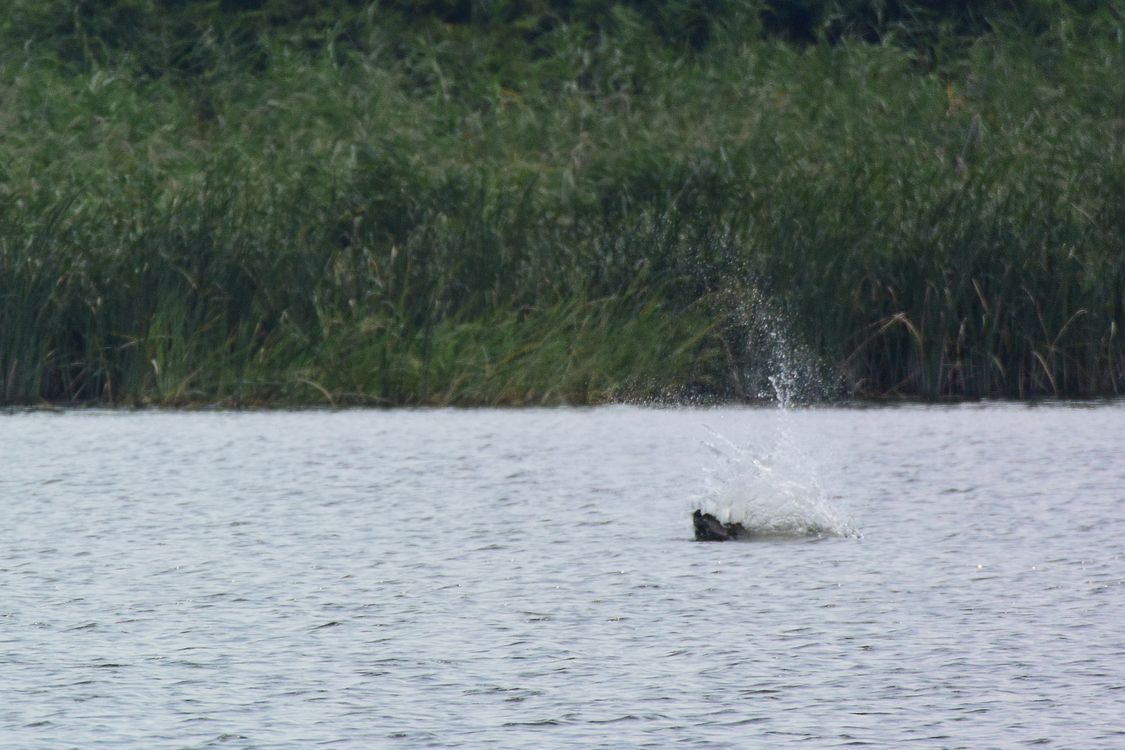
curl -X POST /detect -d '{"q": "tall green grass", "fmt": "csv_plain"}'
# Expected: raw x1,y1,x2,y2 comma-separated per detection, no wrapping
1,3,1122,404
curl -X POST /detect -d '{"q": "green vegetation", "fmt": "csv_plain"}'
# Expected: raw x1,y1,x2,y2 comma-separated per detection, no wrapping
1,1,1122,405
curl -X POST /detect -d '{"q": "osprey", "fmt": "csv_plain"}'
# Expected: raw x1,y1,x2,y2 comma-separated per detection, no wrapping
692,509,747,542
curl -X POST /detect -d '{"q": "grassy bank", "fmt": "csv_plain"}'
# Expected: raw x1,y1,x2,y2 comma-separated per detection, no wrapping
1,2,1122,405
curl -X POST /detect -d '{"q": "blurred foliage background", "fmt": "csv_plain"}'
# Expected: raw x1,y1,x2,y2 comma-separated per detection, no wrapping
1,1,1122,404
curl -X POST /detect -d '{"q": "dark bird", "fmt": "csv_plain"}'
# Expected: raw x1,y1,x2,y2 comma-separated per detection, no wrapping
693,509,747,542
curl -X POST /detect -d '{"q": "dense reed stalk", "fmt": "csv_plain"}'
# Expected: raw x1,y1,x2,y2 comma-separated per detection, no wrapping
1,2,1122,404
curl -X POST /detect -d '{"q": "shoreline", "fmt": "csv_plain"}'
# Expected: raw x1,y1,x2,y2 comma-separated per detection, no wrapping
6,393,1124,413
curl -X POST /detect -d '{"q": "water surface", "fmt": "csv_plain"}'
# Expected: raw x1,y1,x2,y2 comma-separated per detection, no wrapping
2,404,1123,748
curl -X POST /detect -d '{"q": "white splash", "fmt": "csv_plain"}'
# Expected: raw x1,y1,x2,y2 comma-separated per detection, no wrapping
697,417,856,538
696,308,858,539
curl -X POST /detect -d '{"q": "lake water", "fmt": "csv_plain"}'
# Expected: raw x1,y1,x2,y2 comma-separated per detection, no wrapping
2,404,1123,748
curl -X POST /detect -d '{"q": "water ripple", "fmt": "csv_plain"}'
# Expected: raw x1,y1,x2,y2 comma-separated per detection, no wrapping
1,405,1123,748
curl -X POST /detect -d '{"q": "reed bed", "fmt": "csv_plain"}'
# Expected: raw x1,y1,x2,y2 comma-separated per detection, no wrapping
1,2,1122,404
